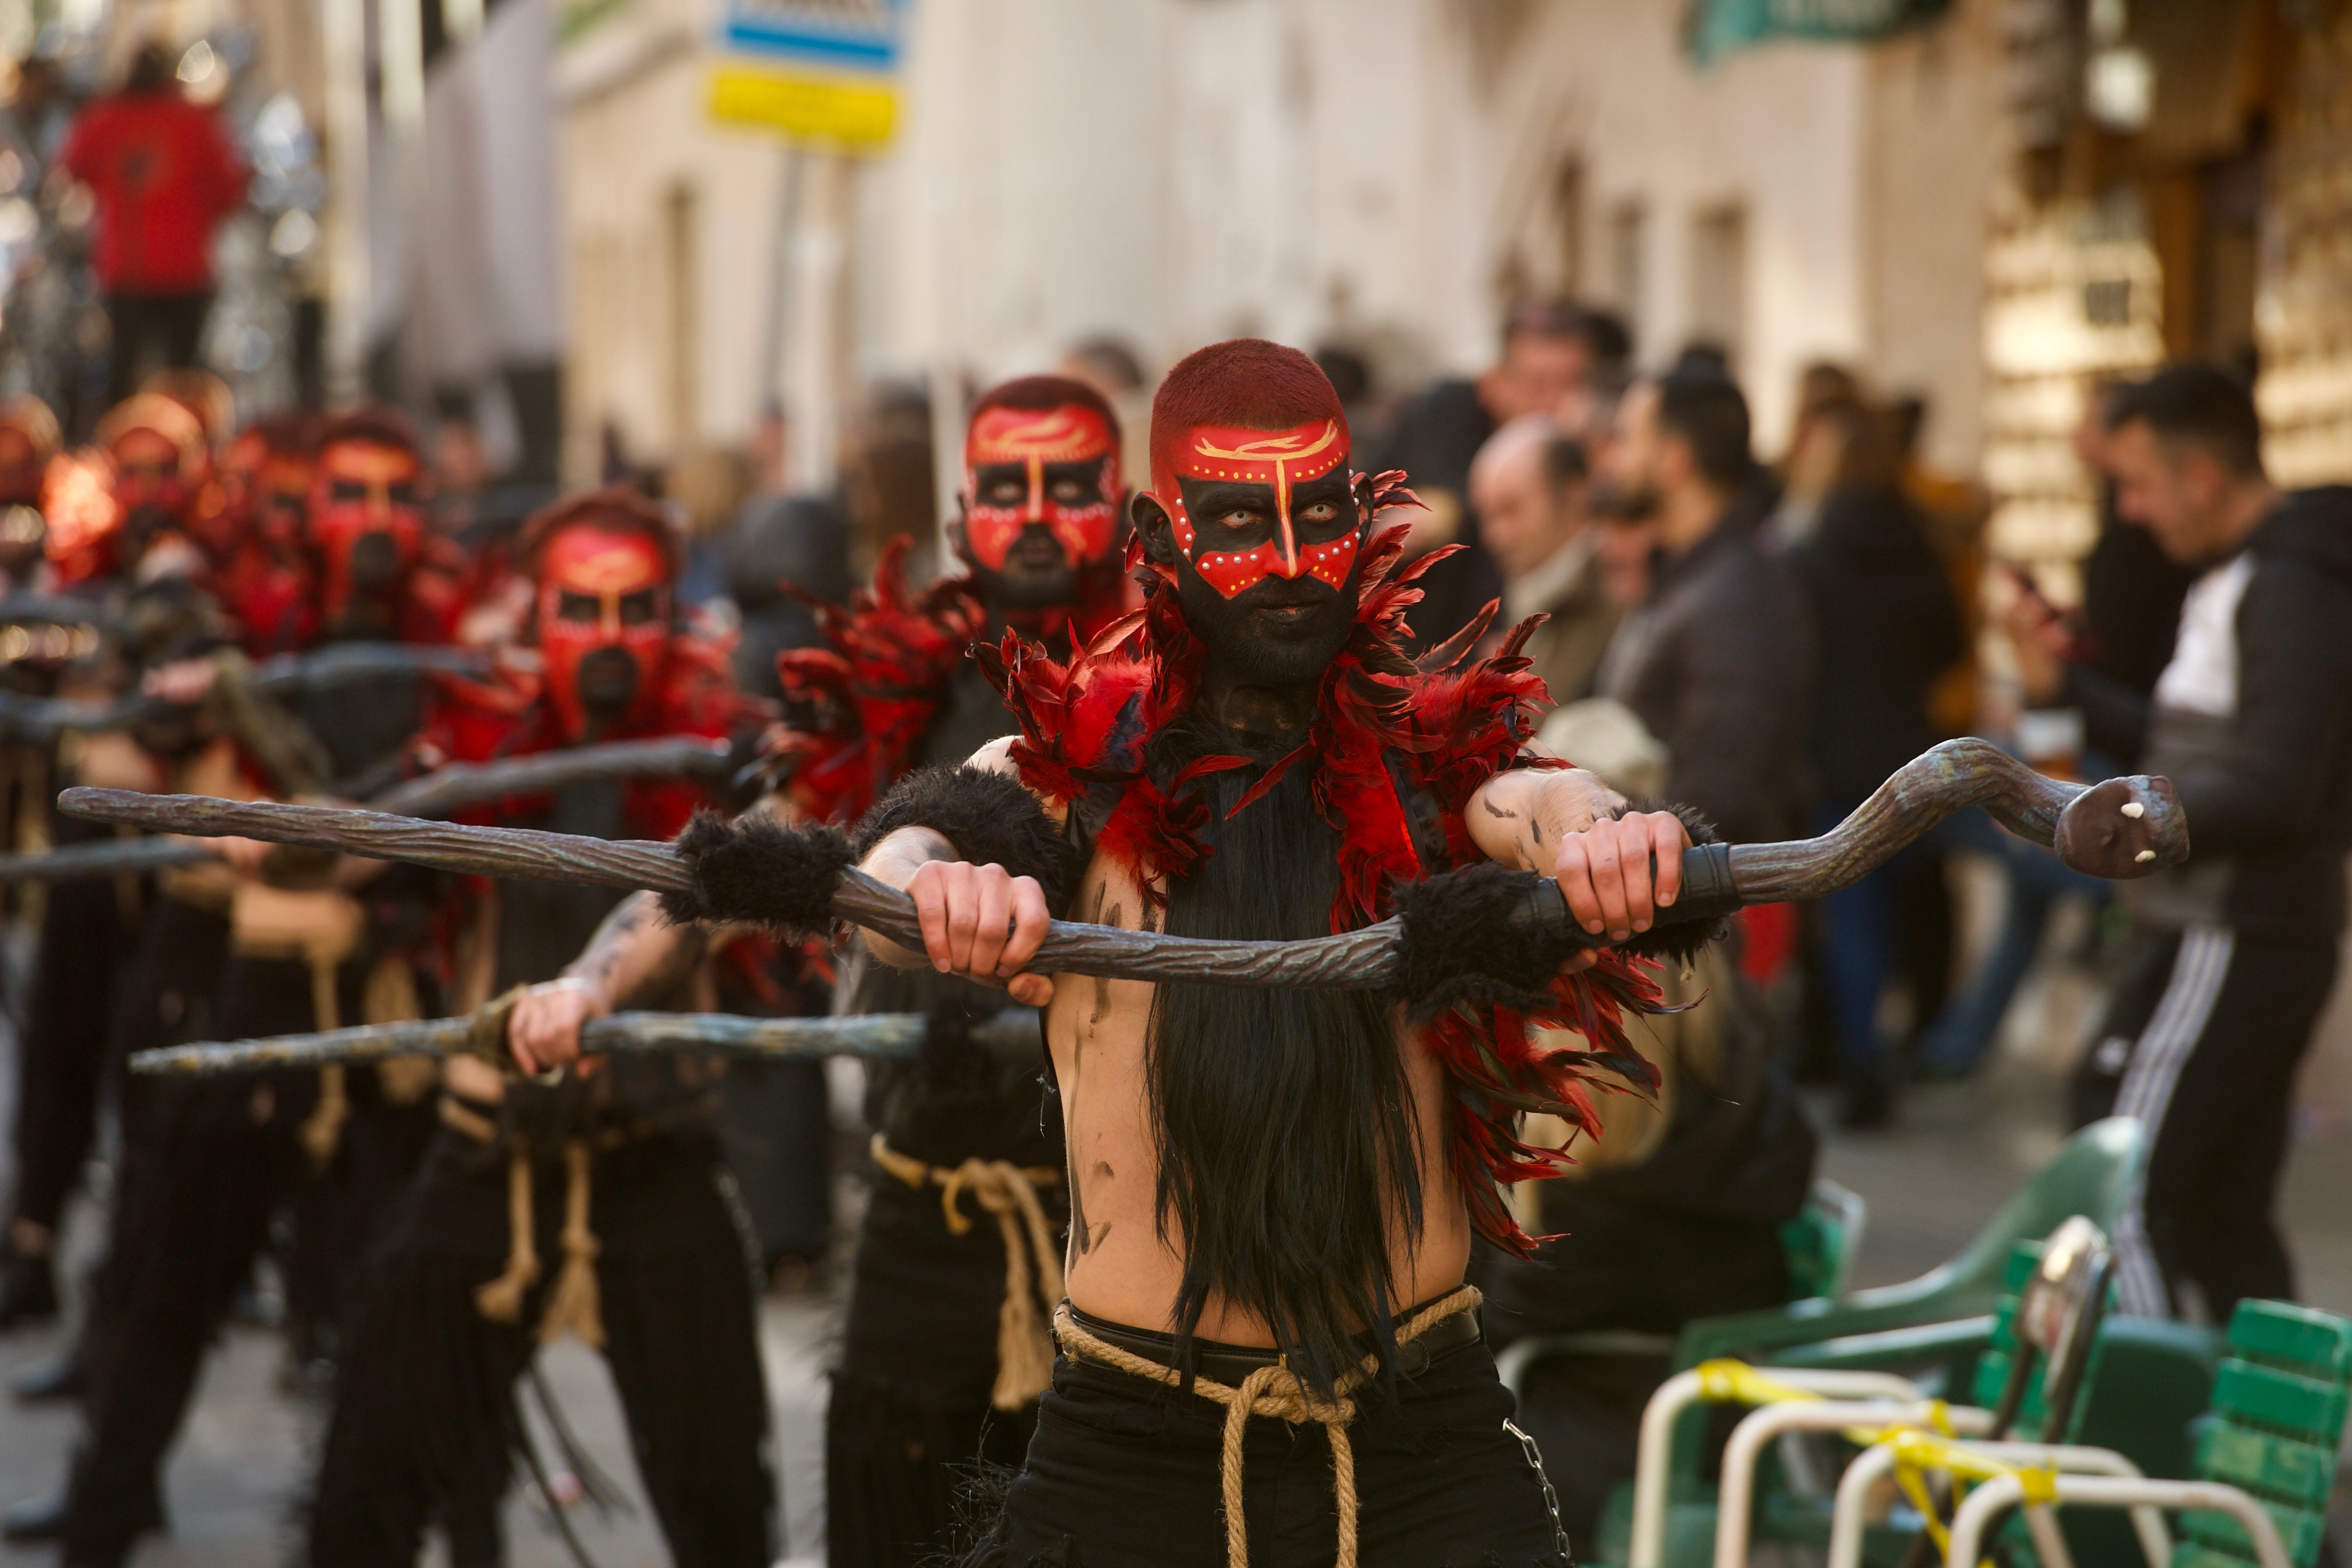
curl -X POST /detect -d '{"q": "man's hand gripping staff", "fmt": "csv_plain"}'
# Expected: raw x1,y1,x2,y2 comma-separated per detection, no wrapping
61,736,2190,1070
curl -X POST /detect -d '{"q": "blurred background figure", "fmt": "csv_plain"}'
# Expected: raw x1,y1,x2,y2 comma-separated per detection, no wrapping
60,42,246,409
1786,398,1965,1126
1374,295,1612,647
1592,372,1810,845
1470,414,1616,709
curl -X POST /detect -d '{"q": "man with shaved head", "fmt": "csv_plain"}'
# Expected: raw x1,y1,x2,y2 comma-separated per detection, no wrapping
1472,414,1619,709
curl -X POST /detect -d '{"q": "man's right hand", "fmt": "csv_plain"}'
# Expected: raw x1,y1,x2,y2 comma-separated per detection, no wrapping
904,859,1055,1007
508,976,613,1075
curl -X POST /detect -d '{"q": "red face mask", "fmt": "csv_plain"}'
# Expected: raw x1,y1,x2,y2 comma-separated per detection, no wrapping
535,523,674,742
961,403,1122,570
109,427,193,522
1156,418,1358,598
308,441,426,626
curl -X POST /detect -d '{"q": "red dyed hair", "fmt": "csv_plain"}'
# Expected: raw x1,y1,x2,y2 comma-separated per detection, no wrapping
518,486,682,582
969,373,1119,432
1147,339,1350,499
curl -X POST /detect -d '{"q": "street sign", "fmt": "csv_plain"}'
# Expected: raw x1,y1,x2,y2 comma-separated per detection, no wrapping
1687,0,1950,66
709,0,907,146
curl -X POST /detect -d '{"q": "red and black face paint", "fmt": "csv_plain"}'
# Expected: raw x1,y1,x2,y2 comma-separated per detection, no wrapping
535,523,674,742
308,440,426,631
961,402,1122,572
1155,419,1359,599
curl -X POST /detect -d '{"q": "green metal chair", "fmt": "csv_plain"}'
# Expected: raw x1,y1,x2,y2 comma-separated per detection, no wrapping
1582,1118,2148,1568
1931,1300,2352,1568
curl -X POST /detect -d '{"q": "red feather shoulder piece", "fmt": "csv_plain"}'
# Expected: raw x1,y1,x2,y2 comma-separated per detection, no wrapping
975,503,1668,1257
764,536,988,824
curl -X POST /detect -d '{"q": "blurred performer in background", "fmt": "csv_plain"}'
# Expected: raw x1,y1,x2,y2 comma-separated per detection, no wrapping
508,375,1132,1568
305,489,784,1568
20,411,463,1568
60,41,248,408
0,394,61,582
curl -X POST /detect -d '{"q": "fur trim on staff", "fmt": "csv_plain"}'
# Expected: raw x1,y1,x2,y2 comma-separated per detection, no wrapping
853,765,1083,916
659,811,855,937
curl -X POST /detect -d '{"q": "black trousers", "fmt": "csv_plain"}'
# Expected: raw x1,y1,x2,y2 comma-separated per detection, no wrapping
968,1331,1569,1568
60,952,429,1560
6,821,131,1238
72,894,231,1403
306,1127,775,1568
829,1174,1055,1568
2073,925,2341,1321
102,292,212,406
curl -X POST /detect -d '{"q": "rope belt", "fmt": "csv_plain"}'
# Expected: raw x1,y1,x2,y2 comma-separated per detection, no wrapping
440,1097,604,1348
1050,1284,1482,1568
870,1133,1064,1409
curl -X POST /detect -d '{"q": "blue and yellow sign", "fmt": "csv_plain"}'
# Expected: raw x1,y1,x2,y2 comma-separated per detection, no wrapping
710,0,906,146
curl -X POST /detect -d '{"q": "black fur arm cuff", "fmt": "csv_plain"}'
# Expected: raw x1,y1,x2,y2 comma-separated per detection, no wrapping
1392,803,1731,1015
852,765,1082,916
657,811,856,937
1614,803,1732,965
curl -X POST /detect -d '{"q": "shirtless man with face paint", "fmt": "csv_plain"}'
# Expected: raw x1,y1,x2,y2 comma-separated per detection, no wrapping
851,345,1712,1568
655,341,1720,1568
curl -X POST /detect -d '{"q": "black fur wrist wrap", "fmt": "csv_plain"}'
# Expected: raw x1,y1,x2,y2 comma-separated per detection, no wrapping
852,765,1081,915
1391,803,1731,1017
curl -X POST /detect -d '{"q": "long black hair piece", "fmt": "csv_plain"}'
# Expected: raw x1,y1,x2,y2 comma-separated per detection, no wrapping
1144,715,1424,1402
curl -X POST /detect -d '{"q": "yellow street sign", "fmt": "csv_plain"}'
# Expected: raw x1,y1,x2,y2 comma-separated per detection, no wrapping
708,63,896,146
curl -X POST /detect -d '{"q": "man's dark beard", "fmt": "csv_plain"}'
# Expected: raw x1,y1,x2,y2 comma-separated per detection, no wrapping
969,523,1077,612
1143,717,1423,1400
1589,479,1661,522
572,645,641,740
1173,558,1359,690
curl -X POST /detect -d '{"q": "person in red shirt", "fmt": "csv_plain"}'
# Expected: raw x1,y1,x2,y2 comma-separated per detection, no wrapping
60,41,248,407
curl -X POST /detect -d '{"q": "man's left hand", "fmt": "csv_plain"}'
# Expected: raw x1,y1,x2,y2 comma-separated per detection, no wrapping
1554,810,1689,942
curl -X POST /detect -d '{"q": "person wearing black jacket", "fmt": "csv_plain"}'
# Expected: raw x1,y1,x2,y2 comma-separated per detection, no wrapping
2017,365,2352,1322
1787,405,1966,1126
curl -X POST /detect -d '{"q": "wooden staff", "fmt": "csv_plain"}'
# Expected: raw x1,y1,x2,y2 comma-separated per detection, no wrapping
0,642,494,741
130,1007,1042,1076
0,735,737,884
62,738,2189,993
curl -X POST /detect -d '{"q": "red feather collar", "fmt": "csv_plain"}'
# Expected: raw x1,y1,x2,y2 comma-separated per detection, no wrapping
976,479,1665,1256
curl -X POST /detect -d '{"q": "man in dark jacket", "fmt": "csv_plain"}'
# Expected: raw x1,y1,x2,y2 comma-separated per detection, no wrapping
1594,373,1813,846
2030,364,2352,1322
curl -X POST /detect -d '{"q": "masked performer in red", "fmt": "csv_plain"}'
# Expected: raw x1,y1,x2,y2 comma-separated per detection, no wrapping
18,409,475,1568
0,398,212,1340
504,375,1132,1568
208,412,324,655
0,394,60,583
654,340,1721,1568
302,488,785,1568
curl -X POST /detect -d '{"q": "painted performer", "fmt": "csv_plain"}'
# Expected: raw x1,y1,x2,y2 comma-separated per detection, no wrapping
504,375,1135,1568
654,339,1726,1567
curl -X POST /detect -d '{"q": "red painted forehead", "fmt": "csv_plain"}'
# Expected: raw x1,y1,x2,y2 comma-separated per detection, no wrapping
1153,417,1347,496
964,403,1117,471
540,524,670,593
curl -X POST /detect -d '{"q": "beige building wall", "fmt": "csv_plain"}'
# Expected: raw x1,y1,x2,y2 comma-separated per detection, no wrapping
555,0,2004,483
